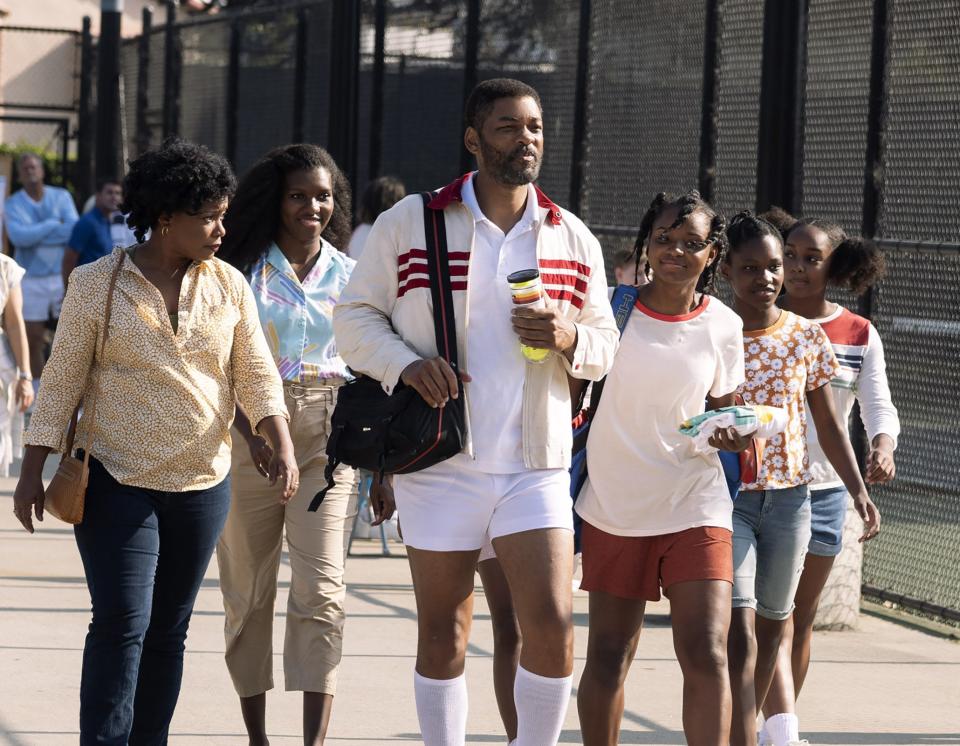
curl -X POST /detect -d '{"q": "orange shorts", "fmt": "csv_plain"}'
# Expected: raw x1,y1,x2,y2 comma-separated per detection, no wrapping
580,522,733,601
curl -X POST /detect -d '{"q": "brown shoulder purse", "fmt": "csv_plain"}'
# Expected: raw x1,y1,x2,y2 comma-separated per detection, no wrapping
44,252,126,525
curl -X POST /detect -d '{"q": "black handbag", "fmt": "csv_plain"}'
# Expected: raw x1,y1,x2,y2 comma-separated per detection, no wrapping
308,193,466,511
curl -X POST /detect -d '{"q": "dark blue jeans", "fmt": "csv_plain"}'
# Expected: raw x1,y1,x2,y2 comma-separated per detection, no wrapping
74,458,231,746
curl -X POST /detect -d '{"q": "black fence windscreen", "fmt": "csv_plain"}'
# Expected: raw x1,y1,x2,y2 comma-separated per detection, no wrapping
801,0,873,233
712,0,764,216
377,1,467,193
476,0,580,209
583,0,706,232
112,0,960,625
180,22,230,158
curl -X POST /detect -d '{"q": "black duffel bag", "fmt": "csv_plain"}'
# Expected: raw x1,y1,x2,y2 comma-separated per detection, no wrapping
309,193,465,510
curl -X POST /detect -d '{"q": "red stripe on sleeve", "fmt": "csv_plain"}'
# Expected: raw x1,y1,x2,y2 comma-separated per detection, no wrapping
545,288,585,309
539,258,591,276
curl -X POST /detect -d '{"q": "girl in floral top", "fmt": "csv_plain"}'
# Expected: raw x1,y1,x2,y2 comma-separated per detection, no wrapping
758,208,896,745
720,212,879,746
217,144,393,746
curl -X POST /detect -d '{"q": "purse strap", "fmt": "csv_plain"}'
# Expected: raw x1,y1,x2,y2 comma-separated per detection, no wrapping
63,251,126,462
420,192,459,373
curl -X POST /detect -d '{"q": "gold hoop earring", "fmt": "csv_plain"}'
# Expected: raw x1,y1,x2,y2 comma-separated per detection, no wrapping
161,225,169,237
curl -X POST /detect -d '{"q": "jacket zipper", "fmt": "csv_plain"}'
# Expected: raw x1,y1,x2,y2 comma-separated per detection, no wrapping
458,202,476,460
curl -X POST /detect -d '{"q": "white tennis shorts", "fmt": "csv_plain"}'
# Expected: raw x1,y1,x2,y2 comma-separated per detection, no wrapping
393,455,573,553
22,274,64,322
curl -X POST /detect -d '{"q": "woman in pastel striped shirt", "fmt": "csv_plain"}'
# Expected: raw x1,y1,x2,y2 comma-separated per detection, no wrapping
217,144,393,746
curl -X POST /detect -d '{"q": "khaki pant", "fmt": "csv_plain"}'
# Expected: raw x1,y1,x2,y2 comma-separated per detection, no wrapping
217,381,357,697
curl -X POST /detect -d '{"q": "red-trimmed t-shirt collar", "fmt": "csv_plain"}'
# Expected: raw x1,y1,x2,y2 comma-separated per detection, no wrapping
634,294,711,322
428,171,563,226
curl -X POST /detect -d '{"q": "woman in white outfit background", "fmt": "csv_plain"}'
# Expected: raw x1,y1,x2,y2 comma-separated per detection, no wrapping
0,254,34,475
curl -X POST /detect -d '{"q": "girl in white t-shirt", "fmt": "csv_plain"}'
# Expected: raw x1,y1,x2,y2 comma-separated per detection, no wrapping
576,191,749,745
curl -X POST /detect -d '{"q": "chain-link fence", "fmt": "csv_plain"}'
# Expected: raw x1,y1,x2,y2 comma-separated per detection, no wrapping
113,0,959,624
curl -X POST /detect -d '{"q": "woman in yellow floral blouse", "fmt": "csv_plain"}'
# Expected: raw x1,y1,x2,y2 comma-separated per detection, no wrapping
11,138,297,746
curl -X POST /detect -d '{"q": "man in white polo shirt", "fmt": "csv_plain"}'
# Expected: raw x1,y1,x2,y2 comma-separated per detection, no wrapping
333,79,618,746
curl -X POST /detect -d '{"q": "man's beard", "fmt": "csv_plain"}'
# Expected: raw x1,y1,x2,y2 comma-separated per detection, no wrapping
479,136,542,186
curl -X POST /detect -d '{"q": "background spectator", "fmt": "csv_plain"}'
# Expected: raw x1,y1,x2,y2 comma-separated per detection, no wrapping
63,178,136,288
4,153,78,394
346,176,405,260
0,252,33,475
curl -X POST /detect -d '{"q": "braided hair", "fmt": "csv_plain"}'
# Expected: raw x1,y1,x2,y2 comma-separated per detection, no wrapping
219,143,352,274
724,210,784,258
632,190,728,294
759,207,885,295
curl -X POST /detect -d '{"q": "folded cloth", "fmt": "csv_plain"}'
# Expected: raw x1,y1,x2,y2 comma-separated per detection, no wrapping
679,405,787,451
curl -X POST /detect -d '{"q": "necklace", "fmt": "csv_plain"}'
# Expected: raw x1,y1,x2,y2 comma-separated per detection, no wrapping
133,245,186,279
286,245,323,281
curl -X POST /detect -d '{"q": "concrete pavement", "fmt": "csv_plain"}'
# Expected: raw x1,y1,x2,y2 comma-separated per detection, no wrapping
1,470,959,745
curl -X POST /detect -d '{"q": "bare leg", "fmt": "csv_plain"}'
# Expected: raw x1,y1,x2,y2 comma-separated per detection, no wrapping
727,607,758,746
789,553,835,695
576,590,646,746
406,547,480,679
754,616,789,715
478,557,521,741
762,553,836,716
25,321,47,384
303,692,334,746
239,693,269,746
668,580,732,746
490,529,574,677
492,529,575,745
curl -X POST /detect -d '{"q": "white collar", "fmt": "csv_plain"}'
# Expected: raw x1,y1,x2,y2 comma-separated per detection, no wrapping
461,172,538,234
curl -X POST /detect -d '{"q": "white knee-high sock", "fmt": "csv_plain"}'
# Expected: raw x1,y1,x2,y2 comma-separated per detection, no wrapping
413,671,468,746
513,665,572,746
764,712,800,746
758,714,771,745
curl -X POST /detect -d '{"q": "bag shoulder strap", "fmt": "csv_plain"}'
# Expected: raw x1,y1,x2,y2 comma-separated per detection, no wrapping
63,251,126,460
578,284,640,416
610,283,640,336
420,192,459,372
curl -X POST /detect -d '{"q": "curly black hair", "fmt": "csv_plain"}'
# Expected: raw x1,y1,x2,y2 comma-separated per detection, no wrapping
724,210,784,260
760,206,885,295
121,137,236,243
632,190,728,294
758,205,798,237
219,144,352,274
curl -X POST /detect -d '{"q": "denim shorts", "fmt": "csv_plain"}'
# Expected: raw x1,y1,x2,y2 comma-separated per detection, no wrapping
732,485,811,620
808,486,848,557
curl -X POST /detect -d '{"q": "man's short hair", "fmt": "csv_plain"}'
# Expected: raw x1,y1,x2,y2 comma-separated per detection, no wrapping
464,78,542,131
96,178,122,192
